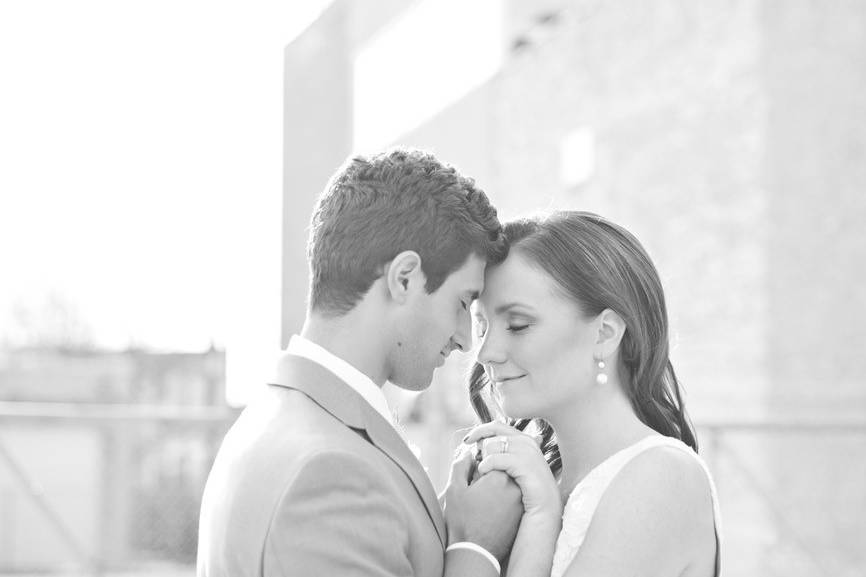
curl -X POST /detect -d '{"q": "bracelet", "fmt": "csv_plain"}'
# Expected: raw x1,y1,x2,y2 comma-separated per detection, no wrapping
445,541,501,575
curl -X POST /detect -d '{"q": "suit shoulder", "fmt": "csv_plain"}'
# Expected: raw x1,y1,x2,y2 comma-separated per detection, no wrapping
232,385,365,447
289,446,397,491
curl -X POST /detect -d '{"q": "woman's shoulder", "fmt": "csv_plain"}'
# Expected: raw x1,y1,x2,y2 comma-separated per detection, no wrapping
619,438,713,520
569,437,716,575
614,438,714,511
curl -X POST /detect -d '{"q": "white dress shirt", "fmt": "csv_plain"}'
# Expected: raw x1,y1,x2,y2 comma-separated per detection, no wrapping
286,334,397,430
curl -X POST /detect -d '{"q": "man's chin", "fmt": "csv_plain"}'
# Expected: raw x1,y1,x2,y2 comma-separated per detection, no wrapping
390,371,434,392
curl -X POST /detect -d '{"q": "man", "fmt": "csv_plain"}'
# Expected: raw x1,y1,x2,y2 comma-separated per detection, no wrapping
197,149,522,577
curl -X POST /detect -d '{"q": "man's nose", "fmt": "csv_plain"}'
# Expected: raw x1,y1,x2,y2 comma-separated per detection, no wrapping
451,308,473,352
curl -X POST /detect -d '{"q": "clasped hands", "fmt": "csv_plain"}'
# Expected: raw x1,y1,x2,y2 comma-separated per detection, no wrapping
442,422,562,561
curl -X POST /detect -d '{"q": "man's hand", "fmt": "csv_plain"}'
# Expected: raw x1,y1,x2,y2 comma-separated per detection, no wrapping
442,447,523,561
466,423,562,519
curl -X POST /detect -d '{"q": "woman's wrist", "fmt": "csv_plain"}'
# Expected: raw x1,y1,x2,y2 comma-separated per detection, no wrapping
519,509,562,535
504,512,561,577
522,490,563,520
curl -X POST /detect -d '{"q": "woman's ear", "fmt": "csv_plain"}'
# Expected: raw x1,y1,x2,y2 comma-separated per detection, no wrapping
385,251,424,304
595,308,626,357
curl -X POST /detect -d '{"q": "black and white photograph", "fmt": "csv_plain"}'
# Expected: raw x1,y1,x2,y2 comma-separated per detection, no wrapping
1,1,864,576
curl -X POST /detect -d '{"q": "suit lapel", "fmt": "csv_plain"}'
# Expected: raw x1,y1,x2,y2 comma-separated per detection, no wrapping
270,353,447,548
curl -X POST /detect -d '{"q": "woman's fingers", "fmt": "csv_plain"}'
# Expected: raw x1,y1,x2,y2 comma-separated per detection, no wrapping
476,447,562,516
480,436,508,460
477,435,542,469
476,452,513,476
476,450,545,492
463,421,522,444
478,434,537,460
463,423,547,466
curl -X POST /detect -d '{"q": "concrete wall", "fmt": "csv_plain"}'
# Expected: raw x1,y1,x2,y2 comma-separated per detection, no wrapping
281,0,414,345
282,1,353,345
762,1,866,415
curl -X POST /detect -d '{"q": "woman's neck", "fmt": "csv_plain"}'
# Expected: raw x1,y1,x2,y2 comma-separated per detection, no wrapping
547,386,657,501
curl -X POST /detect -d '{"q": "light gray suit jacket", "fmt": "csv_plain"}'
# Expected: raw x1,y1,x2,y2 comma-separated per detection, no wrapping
197,353,447,577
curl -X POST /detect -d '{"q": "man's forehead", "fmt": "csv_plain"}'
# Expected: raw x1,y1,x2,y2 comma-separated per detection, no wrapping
451,253,486,287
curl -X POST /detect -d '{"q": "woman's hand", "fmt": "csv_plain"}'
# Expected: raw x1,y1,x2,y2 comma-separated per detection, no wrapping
464,422,562,520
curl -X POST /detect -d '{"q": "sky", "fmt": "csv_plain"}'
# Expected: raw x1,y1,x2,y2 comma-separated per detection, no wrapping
0,0,332,403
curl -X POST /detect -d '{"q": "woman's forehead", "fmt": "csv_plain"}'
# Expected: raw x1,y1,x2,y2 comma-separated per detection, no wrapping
480,253,562,308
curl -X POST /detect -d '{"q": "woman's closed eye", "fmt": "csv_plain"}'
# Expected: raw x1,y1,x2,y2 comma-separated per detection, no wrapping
507,324,530,333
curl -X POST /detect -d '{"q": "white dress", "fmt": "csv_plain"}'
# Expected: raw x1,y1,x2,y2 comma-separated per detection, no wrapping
549,435,722,577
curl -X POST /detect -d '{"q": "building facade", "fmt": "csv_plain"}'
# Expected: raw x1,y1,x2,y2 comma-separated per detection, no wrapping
282,2,866,574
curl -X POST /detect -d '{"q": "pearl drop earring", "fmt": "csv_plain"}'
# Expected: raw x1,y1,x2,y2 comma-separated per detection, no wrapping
596,358,608,385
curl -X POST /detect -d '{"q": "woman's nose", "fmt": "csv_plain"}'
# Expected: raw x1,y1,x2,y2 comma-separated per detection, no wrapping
476,331,505,365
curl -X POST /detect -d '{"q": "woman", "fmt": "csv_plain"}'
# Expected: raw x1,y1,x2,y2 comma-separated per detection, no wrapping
462,211,721,577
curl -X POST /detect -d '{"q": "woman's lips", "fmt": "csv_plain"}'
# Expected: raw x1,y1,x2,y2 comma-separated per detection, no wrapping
495,374,525,385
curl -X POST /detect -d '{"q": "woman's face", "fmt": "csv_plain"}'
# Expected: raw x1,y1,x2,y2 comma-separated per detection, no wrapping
474,251,600,420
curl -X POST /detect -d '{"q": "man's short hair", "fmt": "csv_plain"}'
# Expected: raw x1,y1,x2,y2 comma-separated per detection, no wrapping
307,148,508,316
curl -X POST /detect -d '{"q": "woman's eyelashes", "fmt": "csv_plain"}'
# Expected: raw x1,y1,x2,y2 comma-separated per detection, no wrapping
474,320,530,337
505,314,534,334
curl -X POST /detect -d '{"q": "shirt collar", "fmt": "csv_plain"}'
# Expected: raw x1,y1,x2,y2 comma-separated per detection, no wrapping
286,334,394,427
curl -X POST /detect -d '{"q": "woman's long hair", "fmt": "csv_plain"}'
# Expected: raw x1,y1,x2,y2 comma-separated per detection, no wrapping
469,212,697,476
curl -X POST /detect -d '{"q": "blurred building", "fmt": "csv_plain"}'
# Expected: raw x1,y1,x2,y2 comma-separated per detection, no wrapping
0,346,233,573
282,1,866,575
283,0,866,419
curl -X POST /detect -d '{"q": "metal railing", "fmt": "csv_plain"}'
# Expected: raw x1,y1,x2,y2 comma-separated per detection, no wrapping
697,416,866,577
0,402,239,576
1,403,864,577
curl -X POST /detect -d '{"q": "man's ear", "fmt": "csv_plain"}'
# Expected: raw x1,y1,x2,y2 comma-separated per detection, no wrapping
385,251,425,304
594,308,626,357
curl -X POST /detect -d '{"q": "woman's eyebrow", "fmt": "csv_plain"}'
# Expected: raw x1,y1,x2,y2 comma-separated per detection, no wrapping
494,302,535,315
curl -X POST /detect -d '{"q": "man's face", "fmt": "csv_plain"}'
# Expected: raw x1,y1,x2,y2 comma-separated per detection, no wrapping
389,254,486,391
